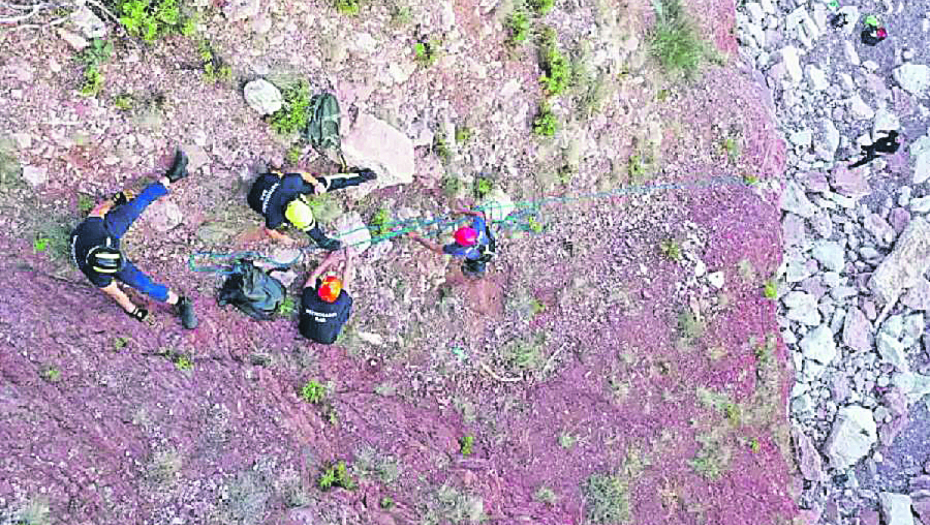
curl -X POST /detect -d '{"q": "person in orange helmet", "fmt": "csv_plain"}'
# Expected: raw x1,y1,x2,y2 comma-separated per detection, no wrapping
298,248,354,344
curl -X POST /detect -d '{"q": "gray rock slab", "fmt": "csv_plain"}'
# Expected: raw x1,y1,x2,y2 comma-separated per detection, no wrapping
870,217,930,303
822,406,877,470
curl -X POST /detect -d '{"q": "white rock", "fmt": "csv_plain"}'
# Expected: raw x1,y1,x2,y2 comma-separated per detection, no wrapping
784,291,822,326
893,372,930,404
785,7,819,47
330,211,372,254
913,196,930,213
876,332,910,372
760,0,775,14
782,46,803,83
145,200,183,232
818,119,840,161
893,64,930,96
223,0,260,21
356,331,384,346
873,108,901,137
871,217,930,303
843,40,860,66
848,94,874,120
57,28,89,51
911,135,930,185
837,6,859,36
790,129,813,147
807,65,828,91
879,493,914,525
243,79,283,116
70,6,107,39
839,73,855,92
781,181,817,218
694,259,707,277
822,406,877,470
800,325,837,365
480,188,515,223
439,1,456,31
707,271,725,289
812,241,845,272
21,166,47,187
342,113,416,191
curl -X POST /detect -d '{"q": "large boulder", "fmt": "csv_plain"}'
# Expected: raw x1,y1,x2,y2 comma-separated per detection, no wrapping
822,406,876,470
145,200,183,232
341,113,415,190
330,211,372,254
479,188,516,223
911,135,930,185
893,64,930,97
870,217,930,303
244,79,283,116
879,493,914,525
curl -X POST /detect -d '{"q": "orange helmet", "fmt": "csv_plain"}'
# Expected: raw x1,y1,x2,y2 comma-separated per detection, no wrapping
318,276,343,303
454,227,478,246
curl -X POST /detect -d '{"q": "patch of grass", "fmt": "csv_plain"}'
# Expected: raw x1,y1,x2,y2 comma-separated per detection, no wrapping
722,136,740,162
300,380,326,404
696,388,741,426
317,460,357,491
689,430,732,480
354,446,401,484
459,435,475,456
370,207,392,236
16,497,50,525
649,0,706,77
538,27,570,95
174,354,193,371
743,173,760,185
455,125,472,144
558,431,577,449
474,177,493,199
414,38,442,67
80,66,105,97
442,174,464,199
433,133,453,163
77,39,113,97
526,215,544,234
659,238,681,261
147,449,182,483
269,81,311,136
678,309,704,343
583,474,630,524
380,496,395,509
41,368,61,383
763,279,777,299
113,93,134,111
31,216,74,263
535,486,557,505
286,144,303,164
113,336,130,350
533,102,558,137
118,0,189,41
334,0,361,15
276,296,297,317
626,153,656,183
528,0,555,15
390,4,411,26
426,485,485,524
506,9,531,45
502,332,547,372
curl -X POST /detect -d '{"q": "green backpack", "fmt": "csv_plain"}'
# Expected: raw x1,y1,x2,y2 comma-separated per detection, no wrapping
305,93,343,161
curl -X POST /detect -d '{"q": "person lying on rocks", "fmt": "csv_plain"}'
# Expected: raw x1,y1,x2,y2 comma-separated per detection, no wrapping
849,130,901,168
830,12,848,29
299,248,354,345
407,202,496,279
70,149,198,329
860,14,887,46
247,167,376,251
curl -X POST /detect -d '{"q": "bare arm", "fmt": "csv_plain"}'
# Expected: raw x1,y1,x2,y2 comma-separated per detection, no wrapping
100,282,136,313
407,231,446,255
342,249,355,290
89,200,115,218
296,170,327,194
452,201,486,221
264,227,296,245
304,251,342,288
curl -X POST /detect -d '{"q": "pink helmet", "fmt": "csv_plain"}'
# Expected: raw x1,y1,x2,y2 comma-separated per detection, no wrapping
454,227,478,247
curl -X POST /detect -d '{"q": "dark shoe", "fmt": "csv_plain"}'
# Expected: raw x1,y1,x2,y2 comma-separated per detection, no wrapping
353,168,377,182
165,150,189,183
176,296,198,329
315,236,343,252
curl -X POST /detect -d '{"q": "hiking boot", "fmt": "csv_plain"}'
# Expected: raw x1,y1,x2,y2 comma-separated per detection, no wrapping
165,150,189,183
175,296,198,329
353,168,377,182
308,226,343,252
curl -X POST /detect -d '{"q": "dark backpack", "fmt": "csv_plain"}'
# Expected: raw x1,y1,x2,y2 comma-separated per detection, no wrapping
304,93,342,159
462,226,497,276
217,259,286,320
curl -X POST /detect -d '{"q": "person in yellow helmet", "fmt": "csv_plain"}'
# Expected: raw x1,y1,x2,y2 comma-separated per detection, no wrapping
247,167,376,251
298,248,354,344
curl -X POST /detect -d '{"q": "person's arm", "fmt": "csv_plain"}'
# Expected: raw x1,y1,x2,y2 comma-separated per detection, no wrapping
452,200,486,221
264,227,296,245
407,231,446,255
342,248,355,290
296,171,327,194
303,250,342,288
89,200,115,218
100,282,140,314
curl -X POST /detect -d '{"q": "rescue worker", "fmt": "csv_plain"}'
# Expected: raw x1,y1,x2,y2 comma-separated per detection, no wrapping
407,202,496,278
298,248,354,345
70,150,198,329
849,130,901,168
247,167,376,251
861,15,887,46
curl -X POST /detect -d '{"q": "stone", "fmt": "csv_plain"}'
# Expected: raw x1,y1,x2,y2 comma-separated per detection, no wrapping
784,291,822,326
781,46,803,83
879,493,914,525
893,64,930,97
243,79,283,116
913,196,930,214
876,332,909,372
849,94,875,120
71,6,107,39
224,0,260,21
807,65,828,91
911,136,930,185
873,108,901,136
843,306,871,352
871,218,930,303
893,372,930,404
706,271,725,289
859,508,880,525
789,129,813,148
781,181,817,218
57,28,89,51
21,166,47,187
800,325,837,365
342,113,415,190
817,119,840,161
356,331,384,346
803,172,830,193
439,1,456,31
145,200,182,232
793,428,826,482
181,144,210,173
831,165,871,198
823,406,877,470
865,214,895,244
479,188,515,223
785,7,819,46
843,40,860,66
196,223,236,244
903,278,930,310
812,241,844,272
330,211,372,254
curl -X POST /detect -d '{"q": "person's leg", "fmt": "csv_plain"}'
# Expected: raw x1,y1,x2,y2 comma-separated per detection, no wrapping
849,147,877,168
306,226,342,251
104,182,169,237
115,259,171,302
322,169,377,192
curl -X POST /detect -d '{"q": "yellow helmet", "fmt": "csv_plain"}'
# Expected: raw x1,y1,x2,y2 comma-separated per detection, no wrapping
285,198,315,231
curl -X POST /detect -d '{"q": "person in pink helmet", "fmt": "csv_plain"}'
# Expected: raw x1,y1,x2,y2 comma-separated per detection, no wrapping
407,202,495,277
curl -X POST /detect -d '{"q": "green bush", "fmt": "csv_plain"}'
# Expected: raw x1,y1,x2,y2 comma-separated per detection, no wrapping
269,82,311,135
528,0,555,15
459,436,475,456
370,207,392,236
317,461,357,490
533,103,558,137
659,238,681,261
414,38,442,67
474,177,493,198
301,380,326,404
538,27,570,95
583,474,630,524
118,0,187,41
506,9,531,45
763,279,777,299
78,39,113,97
650,0,706,77
334,0,360,15
276,296,297,317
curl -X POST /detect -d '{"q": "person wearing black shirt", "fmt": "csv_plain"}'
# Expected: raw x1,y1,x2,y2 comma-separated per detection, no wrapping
298,249,354,344
849,130,901,168
247,168,376,251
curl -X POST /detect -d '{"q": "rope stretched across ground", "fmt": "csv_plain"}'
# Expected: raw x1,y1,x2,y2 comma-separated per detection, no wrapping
188,176,751,274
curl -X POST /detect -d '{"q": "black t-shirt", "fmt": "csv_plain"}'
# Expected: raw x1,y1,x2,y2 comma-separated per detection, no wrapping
71,217,118,288
247,172,316,230
298,282,353,344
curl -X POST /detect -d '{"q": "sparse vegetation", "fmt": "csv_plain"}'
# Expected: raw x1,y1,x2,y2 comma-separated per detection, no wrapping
455,125,472,144
424,485,485,524
300,380,326,404
459,435,475,456
174,354,193,371
334,0,361,15
117,0,189,41
380,496,395,509
689,430,732,480
526,215,545,234
433,133,453,163
414,38,442,67
533,102,558,137
763,279,777,299
286,144,303,164
16,497,50,525
677,309,704,342
649,0,706,77
370,207,392,236
78,39,113,97
583,473,631,524
558,431,577,449
538,27,570,95
276,296,297,317
198,40,233,84
744,173,760,185
113,336,130,350
535,486,557,505
474,177,493,199
269,81,311,135
722,136,740,162
506,9,531,45
42,368,61,383
659,238,681,261
113,93,134,111
354,446,401,484
442,174,464,198
147,449,182,483
529,0,555,15
503,332,546,372
390,4,411,26
317,460,357,491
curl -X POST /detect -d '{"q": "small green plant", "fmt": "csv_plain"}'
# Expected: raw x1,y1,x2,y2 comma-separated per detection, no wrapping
528,0,555,15
79,38,114,66
42,368,61,382
506,9,531,45
535,486,557,505
504,333,546,371
179,16,196,36
474,177,493,198
433,133,452,163
334,0,360,15
455,125,472,144
414,38,441,67
174,355,193,371
277,296,297,317
659,238,681,261
689,431,731,480
558,431,577,449
33,237,50,253
442,174,463,198
538,27,570,95
370,207,392,236
678,309,704,342
583,473,631,524
113,336,130,350
80,66,105,97
286,144,303,164
763,279,777,299
390,4,411,26
199,40,232,84
317,460,357,491
526,216,544,234
656,88,670,101
380,496,395,509
113,93,134,111
743,174,760,185
301,380,326,404
722,136,740,162
754,336,774,367
459,435,475,456
533,103,558,137
118,0,187,41
269,81,311,135
650,0,706,77
627,153,654,182
749,437,761,453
